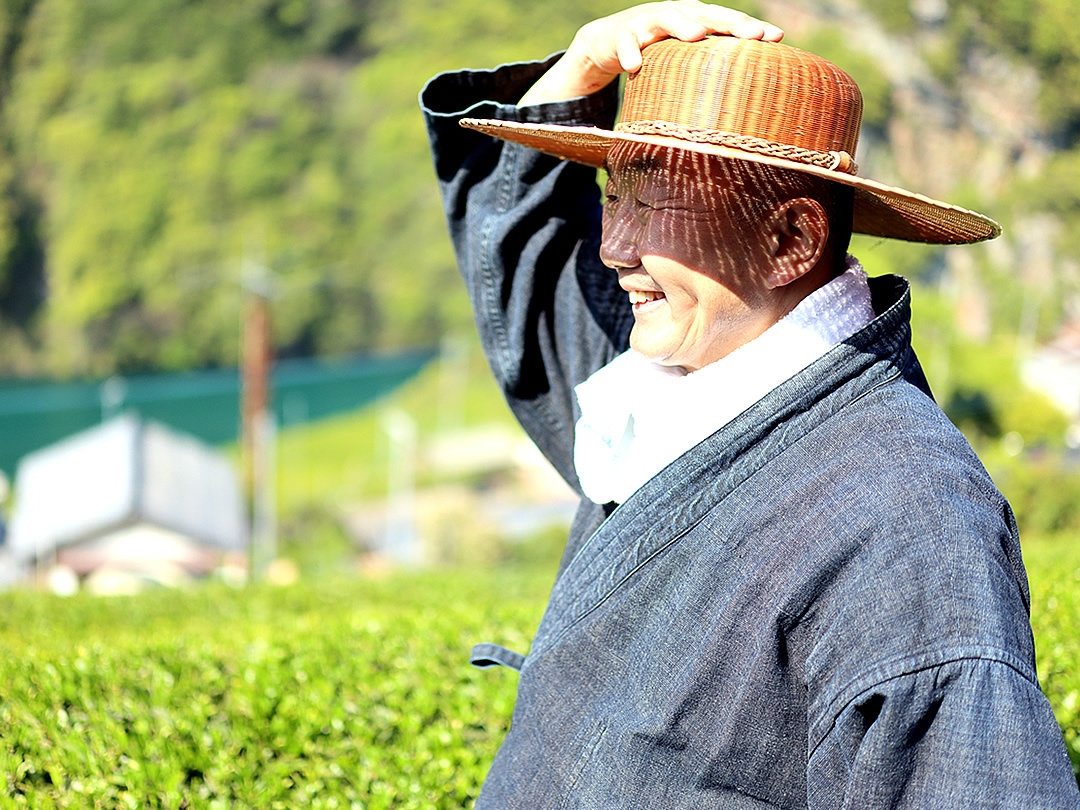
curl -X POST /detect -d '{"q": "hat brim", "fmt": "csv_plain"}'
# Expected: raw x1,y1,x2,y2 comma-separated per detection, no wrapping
461,118,1000,245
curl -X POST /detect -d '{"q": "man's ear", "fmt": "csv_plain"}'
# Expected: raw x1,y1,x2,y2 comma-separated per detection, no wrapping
764,198,829,289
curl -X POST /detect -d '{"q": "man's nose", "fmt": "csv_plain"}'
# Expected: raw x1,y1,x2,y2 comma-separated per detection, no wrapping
599,210,641,270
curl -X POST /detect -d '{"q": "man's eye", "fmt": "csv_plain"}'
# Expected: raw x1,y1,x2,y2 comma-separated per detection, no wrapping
605,194,618,205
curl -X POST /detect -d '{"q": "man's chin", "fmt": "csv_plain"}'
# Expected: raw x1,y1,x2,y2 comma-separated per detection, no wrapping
629,335,687,371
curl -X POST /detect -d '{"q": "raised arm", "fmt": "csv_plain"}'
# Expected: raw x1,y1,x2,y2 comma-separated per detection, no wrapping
421,3,785,493
422,58,625,493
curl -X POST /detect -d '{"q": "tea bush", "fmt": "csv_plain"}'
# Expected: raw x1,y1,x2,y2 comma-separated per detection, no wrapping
1,540,1078,806
0,570,551,808
1028,535,1080,778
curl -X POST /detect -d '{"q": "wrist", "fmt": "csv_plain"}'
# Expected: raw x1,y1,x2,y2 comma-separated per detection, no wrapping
519,48,617,106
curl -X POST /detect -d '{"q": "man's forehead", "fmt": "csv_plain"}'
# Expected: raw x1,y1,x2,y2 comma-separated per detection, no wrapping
606,144,664,175
606,143,682,175
605,143,751,193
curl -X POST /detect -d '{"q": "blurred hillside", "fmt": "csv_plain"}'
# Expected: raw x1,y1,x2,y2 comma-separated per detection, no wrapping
767,0,1078,343
0,0,616,376
0,0,1073,378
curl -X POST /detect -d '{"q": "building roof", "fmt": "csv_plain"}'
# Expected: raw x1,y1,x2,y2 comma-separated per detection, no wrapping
7,414,247,564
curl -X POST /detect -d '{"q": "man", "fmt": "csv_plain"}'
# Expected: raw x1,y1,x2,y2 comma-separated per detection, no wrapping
420,2,1080,806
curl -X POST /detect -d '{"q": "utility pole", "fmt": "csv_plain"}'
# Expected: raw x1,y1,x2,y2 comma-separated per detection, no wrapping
437,333,468,435
241,261,276,581
381,408,418,564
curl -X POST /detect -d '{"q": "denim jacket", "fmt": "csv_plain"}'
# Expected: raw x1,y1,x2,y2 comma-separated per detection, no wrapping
421,57,1080,809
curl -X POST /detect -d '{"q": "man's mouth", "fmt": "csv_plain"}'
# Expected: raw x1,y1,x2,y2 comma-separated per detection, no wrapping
629,290,665,306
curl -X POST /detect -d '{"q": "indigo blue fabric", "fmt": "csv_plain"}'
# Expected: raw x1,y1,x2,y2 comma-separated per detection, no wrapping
421,58,1080,809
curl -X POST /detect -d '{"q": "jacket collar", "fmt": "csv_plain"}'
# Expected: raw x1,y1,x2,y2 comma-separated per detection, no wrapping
532,274,924,657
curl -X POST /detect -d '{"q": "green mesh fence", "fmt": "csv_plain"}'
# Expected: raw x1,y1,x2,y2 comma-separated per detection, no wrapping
0,349,435,475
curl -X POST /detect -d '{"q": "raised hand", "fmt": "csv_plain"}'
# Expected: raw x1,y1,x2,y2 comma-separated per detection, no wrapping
519,1,783,105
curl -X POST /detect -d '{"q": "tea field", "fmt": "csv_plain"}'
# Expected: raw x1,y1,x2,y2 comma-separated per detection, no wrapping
2,536,1078,807
0,568,553,808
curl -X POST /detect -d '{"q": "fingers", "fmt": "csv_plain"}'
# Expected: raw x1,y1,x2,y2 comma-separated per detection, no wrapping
642,2,784,48
587,2,784,75
657,7,710,42
615,30,647,73
520,2,783,105
613,7,712,72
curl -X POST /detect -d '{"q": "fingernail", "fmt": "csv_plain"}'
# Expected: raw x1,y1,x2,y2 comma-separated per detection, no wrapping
734,21,765,37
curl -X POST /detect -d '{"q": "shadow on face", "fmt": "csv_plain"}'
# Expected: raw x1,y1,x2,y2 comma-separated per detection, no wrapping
602,141,850,288
600,141,852,370
601,142,775,304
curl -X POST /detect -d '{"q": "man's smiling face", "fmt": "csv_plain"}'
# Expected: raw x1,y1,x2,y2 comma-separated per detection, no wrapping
600,142,781,372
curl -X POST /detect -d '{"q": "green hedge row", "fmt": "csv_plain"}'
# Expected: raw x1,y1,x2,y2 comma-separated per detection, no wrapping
1028,536,1080,779
0,570,548,808
2,540,1077,806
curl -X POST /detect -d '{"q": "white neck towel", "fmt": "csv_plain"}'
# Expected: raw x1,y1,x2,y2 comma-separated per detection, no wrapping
573,257,876,505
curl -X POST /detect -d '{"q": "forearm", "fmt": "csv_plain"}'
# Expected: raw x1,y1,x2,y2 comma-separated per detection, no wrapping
421,60,629,490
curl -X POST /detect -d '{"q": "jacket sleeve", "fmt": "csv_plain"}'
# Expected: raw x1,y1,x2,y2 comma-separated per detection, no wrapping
807,655,1080,808
419,57,633,493
802,448,1080,808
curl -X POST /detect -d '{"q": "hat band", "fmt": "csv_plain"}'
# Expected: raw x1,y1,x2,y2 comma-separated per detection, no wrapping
615,120,858,175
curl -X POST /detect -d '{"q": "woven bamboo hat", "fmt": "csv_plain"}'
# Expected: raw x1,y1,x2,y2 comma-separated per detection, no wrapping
461,36,999,244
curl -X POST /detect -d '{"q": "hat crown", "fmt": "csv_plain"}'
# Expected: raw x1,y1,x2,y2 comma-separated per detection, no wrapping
455,33,1000,243
621,37,862,159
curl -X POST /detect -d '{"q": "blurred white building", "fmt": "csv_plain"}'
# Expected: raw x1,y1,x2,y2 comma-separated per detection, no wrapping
4,414,247,593
1022,323,1080,441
